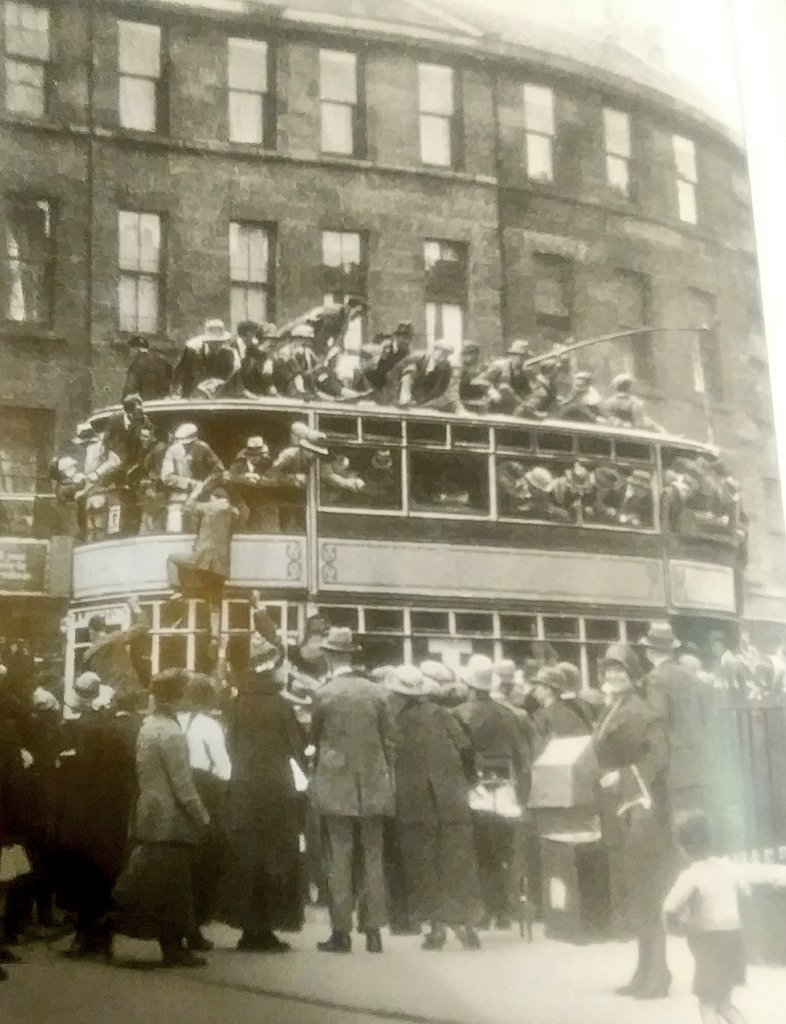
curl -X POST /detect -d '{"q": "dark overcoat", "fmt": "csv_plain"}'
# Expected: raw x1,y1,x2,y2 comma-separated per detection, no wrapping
533,698,589,755
453,696,526,792
310,672,395,817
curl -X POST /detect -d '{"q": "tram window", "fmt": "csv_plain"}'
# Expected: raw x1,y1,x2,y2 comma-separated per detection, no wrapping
499,614,538,638
410,609,450,634
411,635,492,665
320,446,402,511
409,450,489,516
194,634,214,674
364,608,405,633
318,605,358,630
615,441,652,463
408,421,448,447
496,427,533,453
454,612,494,635
317,415,360,441
360,635,405,667
585,619,620,641
577,436,612,458
194,601,210,631
536,431,575,454
361,417,403,445
227,600,251,631
543,616,580,637
499,639,538,666
625,620,649,644
497,457,578,524
159,634,188,671
160,599,188,630
451,424,490,449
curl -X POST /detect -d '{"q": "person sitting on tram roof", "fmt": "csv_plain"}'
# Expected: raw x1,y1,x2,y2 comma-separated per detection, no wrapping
364,322,413,404
240,323,280,398
518,359,562,419
600,373,665,433
458,340,490,409
172,319,234,399
122,335,173,402
160,422,225,504
274,324,320,399
398,340,459,411
558,370,604,422
474,339,534,415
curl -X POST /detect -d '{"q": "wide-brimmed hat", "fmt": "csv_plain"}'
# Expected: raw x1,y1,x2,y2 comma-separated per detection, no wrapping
525,467,555,493
290,421,329,456
173,422,198,442
641,620,680,651
151,668,188,703
535,665,567,694
245,435,269,453
462,654,495,692
556,662,581,693
462,340,480,352
74,671,101,698
393,321,413,339
420,660,455,686
203,319,232,342
386,664,431,697
507,339,530,356
320,626,359,653
612,373,633,390
494,659,517,683
598,642,643,682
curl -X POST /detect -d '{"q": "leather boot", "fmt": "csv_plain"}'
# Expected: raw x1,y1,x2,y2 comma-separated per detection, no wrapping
365,929,383,953
317,931,352,953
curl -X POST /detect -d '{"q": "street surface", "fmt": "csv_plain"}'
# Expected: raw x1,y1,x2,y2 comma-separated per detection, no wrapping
2,910,783,1024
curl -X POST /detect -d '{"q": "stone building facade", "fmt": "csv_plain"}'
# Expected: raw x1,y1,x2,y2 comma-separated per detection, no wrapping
0,0,783,639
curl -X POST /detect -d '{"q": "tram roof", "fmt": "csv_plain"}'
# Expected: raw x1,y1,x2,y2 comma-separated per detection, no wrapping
88,397,719,456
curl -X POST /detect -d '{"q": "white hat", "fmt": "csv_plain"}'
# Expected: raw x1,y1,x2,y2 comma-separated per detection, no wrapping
173,422,198,441
291,324,315,340
419,660,455,686
204,319,232,341
462,654,495,692
386,664,431,697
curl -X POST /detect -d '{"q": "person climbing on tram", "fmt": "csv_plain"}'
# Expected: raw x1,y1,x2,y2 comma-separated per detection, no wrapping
475,339,535,414
122,336,173,402
398,341,459,410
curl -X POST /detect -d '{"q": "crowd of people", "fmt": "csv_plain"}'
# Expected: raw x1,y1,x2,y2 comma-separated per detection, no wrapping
0,605,763,1024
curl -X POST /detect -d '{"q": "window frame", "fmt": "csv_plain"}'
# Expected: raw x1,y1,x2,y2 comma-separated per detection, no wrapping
423,238,467,351
117,19,166,135
523,83,555,182
227,36,274,147
417,62,462,170
673,133,698,225
532,251,572,342
688,288,723,401
615,268,655,385
2,1,51,120
319,48,364,159
229,219,275,328
321,228,367,358
2,193,55,326
603,107,632,196
117,209,164,336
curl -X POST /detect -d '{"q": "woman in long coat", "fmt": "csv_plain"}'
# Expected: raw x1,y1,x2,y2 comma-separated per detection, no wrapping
388,665,483,951
221,649,307,952
593,642,673,1000
111,669,210,967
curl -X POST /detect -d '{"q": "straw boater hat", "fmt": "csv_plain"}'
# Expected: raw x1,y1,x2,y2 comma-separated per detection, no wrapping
420,660,455,687
291,324,315,340
203,319,232,342
386,664,431,698
641,620,680,651
462,654,495,692
320,626,359,653
173,422,198,442
290,421,329,457
525,467,555,494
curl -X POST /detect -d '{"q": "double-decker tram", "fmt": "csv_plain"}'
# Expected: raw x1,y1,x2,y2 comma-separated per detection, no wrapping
63,395,745,692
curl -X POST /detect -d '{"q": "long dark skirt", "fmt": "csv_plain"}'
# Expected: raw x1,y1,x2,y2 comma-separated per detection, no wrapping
397,819,483,927
220,798,304,934
472,815,517,921
112,843,196,943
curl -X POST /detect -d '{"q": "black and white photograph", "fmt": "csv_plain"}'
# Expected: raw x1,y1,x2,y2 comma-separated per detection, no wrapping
2,1,786,1021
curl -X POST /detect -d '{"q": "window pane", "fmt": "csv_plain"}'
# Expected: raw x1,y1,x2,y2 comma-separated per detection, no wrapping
409,451,488,516
118,275,139,331
524,84,554,134
606,154,629,194
5,3,49,60
319,50,357,103
230,223,268,283
136,275,159,333
231,285,267,329
425,302,463,349
420,113,451,166
138,214,161,272
321,101,354,154
603,108,630,157
418,63,454,115
5,59,45,117
119,75,157,131
6,258,48,322
322,230,360,270
118,21,161,77
526,132,553,181
229,90,263,143
677,180,697,224
534,256,569,316
673,134,697,181
247,227,268,283
228,37,267,91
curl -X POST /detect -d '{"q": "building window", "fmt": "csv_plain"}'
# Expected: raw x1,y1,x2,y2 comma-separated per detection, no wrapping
418,63,458,168
688,289,723,400
533,253,571,343
319,49,361,157
3,2,50,118
118,211,161,334
3,197,53,324
523,84,555,181
229,221,272,327
322,230,365,352
603,108,631,195
118,20,163,133
228,37,270,145
424,239,466,348
673,134,698,224
616,269,654,383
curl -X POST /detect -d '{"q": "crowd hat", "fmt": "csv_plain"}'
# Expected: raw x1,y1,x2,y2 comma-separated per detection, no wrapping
612,372,634,390
574,371,592,382
462,654,495,692
128,335,150,350
250,639,283,674
252,606,278,646
387,664,430,697
641,620,680,651
203,319,232,342
371,449,393,471
535,665,567,694
291,324,315,340
598,642,643,683
393,321,413,339
507,339,531,356
246,435,269,453
628,469,653,488
174,422,198,442
556,661,581,693
73,421,97,443
74,671,101,698
320,626,359,653
420,660,455,687
291,421,329,456
151,667,188,703
462,340,480,352
494,658,517,684
525,466,555,493
433,340,455,354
